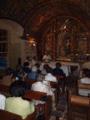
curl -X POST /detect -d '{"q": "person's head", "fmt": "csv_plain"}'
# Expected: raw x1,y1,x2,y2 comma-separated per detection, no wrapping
46,67,52,74
31,66,37,72
23,61,29,67
43,64,49,70
32,56,36,60
26,56,30,61
35,63,40,69
56,62,61,68
9,80,31,97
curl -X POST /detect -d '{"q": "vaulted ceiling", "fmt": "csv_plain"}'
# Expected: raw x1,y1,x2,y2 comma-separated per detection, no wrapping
0,0,90,37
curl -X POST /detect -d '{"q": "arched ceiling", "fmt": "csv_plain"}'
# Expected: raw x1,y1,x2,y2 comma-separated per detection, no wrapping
0,0,90,37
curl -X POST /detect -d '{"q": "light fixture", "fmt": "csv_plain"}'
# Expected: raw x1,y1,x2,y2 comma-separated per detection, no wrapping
20,32,36,46
28,36,36,46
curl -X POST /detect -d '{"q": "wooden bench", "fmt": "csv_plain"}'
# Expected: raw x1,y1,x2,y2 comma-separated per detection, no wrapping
25,79,58,105
0,109,22,120
78,83,90,90
0,109,36,120
67,91,90,120
24,90,52,120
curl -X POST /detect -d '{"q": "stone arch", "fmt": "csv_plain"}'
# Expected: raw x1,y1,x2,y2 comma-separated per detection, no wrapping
0,19,24,68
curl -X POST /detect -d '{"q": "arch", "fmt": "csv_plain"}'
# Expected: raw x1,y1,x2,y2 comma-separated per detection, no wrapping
0,19,24,68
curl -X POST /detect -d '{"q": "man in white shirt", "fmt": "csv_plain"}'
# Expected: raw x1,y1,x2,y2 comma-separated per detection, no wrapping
31,80,53,96
45,73,57,82
42,52,52,63
31,80,56,110
45,70,57,83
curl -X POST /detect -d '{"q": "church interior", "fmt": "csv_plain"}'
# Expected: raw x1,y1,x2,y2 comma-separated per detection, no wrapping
0,0,90,120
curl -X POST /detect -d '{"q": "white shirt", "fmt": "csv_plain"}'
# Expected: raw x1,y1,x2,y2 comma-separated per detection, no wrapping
80,77,90,84
31,81,53,96
79,89,90,96
42,55,51,62
0,94,6,110
45,73,57,82
79,77,90,96
61,65,70,77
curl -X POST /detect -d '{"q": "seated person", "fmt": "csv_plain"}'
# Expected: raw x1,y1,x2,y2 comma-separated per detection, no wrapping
42,52,52,63
31,80,53,96
5,80,35,119
53,62,66,93
53,62,66,77
45,67,57,83
0,93,6,110
80,69,90,84
40,64,50,76
78,69,90,96
61,65,70,77
27,66,39,80
31,79,56,110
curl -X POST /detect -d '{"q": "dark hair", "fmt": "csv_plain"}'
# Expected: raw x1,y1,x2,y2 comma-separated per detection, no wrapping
45,66,52,74
9,80,31,97
23,62,29,67
56,62,61,68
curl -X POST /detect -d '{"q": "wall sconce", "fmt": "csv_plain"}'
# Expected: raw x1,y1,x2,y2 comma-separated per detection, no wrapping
20,32,36,46
28,36,36,46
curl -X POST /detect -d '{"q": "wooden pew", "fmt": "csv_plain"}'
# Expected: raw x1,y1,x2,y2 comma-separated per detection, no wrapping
67,90,90,120
78,82,90,90
0,109,22,120
50,81,58,105
0,109,36,120
24,90,47,100
24,111,36,120
25,79,58,105
24,90,52,120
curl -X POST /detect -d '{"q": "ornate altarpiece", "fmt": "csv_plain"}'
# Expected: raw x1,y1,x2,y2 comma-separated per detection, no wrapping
41,17,89,60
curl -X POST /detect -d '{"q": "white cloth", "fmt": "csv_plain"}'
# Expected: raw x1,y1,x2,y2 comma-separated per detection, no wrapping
79,77,90,96
0,94,6,110
61,65,70,76
45,73,57,82
80,77,90,84
60,62,80,77
79,89,90,96
31,81,53,96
